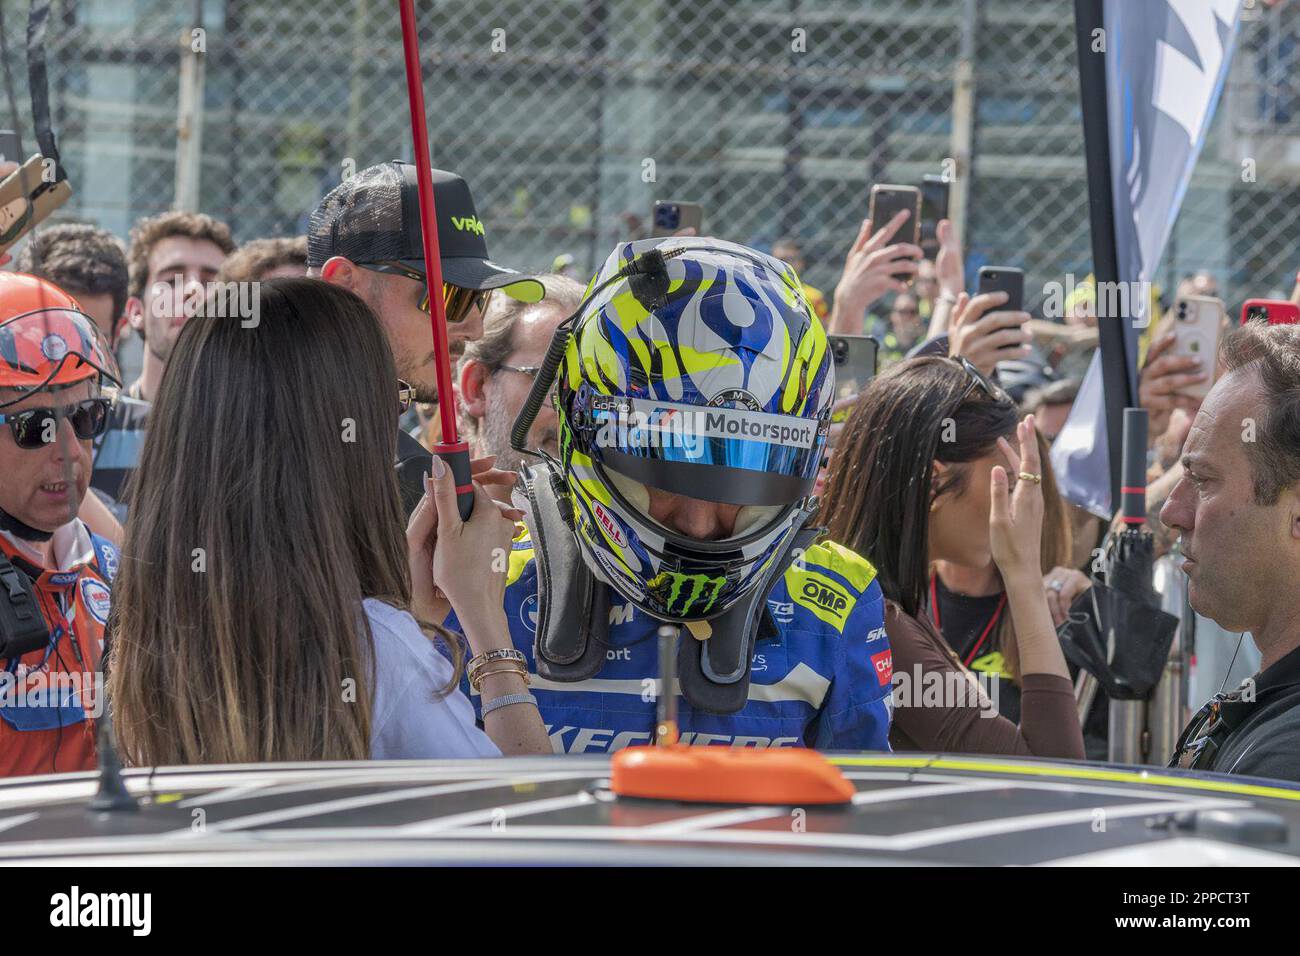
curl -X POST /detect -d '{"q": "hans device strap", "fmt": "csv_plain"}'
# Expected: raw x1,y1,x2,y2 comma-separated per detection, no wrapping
524,462,610,681
0,550,51,660
522,458,818,714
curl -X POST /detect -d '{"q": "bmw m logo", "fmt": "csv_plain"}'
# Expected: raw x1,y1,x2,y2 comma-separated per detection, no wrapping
519,594,539,633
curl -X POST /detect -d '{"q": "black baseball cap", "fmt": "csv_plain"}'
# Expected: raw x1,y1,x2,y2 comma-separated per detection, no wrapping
307,161,544,303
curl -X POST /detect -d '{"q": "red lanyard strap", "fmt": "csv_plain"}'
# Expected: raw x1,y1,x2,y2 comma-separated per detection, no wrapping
930,575,1007,667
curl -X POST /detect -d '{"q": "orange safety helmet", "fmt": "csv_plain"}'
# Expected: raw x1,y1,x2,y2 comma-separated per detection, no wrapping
0,272,119,405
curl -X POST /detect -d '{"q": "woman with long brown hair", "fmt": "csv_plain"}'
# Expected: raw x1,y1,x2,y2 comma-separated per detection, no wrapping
819,356,1084,757
929,427,1092,723
108,278,551,764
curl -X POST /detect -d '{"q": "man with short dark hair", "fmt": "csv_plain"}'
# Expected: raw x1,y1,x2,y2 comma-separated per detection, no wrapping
308,161,544,515
217,235,308,283
877,291,924,366
124,210,236,403
15,224,127,345
90,211,235,513
1021,377,1081,444
1164,322,1300,781
458,274,582,487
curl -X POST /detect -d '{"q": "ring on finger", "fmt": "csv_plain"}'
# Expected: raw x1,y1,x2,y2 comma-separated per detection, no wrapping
1018,471,1042,484
1048,579,1065,592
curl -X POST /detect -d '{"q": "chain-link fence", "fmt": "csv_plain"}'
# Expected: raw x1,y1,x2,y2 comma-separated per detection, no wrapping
1,0,1298,316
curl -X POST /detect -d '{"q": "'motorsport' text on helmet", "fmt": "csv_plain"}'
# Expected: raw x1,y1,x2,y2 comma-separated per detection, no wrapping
556,236,832,622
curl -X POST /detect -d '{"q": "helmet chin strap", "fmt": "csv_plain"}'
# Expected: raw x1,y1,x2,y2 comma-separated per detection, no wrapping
0,507,53,542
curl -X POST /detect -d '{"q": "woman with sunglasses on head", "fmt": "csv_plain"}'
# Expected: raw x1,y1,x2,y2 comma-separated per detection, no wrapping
109,278,553,764
928,426,1090,725
819,356,1085,757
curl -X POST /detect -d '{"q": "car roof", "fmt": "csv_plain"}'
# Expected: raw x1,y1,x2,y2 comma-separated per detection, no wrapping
1,753,1299,865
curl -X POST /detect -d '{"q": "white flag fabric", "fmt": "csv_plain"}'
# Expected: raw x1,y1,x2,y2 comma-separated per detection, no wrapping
1053,0,1242,516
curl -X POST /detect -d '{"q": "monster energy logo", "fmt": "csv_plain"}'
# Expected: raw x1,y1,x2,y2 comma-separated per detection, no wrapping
649,570,727,616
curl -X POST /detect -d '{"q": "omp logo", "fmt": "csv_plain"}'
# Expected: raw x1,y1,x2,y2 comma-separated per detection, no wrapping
870,649,893,686
787,567,856,631
801,579,847,612
450,215,485,236
591,501,626,547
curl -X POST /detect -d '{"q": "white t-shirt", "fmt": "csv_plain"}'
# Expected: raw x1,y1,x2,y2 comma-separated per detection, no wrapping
365,598,500,759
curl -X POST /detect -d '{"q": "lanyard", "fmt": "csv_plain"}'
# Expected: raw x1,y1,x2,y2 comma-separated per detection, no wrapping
930,574,1007,668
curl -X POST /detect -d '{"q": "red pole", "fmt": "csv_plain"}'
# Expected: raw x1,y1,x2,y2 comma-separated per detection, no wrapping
398,0,473,517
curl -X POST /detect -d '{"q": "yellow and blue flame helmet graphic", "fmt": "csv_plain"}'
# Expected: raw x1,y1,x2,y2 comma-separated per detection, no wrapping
556,236,834,622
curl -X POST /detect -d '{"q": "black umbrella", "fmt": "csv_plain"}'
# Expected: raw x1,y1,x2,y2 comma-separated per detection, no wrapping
1058,409,1178,699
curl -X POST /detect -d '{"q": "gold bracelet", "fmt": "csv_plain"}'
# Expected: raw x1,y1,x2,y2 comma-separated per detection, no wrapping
468,648,526,673
470,663,530,693
467,648,526,687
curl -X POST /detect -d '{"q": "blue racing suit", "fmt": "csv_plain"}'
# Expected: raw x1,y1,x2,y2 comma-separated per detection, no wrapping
450,530,893,754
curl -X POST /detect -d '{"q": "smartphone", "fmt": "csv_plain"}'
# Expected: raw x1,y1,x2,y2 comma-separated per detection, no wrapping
651,200,703,238
920,175,950,257
867,184,921,282
1171,295,1225,400
0,130,20,166
1241,298,1300,326
0,152,72,255
827,334,878,405
976,265,1025,313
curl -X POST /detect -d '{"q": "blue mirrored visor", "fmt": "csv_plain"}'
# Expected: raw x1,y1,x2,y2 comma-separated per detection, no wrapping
584,395,827,506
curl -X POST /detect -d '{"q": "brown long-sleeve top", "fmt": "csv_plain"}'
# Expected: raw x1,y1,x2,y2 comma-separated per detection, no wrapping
885,600,1086,759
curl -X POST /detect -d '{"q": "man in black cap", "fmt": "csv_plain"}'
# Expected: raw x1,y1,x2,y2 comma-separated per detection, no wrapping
308,162,544,514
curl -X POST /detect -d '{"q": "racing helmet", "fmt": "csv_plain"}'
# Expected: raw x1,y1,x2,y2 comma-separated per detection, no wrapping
555,237,833,622
0,271,120,405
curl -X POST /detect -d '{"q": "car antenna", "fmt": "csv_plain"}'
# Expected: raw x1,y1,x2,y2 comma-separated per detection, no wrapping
655,624,679,746
88,642,137,814
612,623,855,806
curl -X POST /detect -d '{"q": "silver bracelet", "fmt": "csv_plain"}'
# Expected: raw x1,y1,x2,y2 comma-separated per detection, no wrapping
481,692,539,718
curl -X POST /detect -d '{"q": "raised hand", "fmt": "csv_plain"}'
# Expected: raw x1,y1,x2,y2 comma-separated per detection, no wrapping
828,212,924,333
988,415,1045,583
406,454,521,625
947,290,1032,377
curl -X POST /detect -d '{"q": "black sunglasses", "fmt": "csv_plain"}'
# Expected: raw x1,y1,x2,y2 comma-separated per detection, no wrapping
397,379,416,415
0,398,112,449
1169,693,1234,771
952,356,1014,407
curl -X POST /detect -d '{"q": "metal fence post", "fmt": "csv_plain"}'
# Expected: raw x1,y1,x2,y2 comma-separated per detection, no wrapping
949,0,978,245
173,0,205,212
